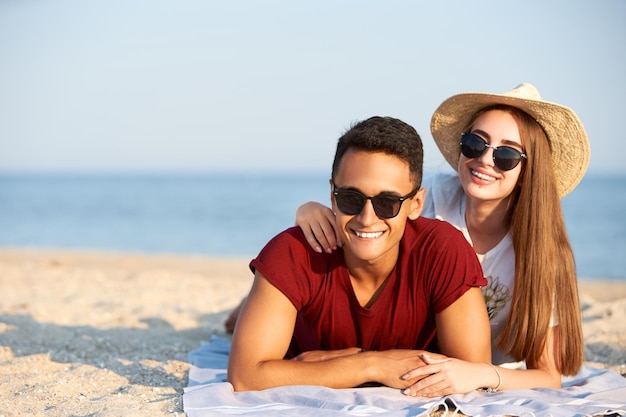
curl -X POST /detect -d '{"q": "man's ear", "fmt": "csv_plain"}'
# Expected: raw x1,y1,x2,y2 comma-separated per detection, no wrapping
328,179,337,213
407,187,426,220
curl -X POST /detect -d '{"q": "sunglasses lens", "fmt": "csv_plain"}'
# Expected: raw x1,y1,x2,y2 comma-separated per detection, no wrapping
493,147,523,171
371,195,400,218
460,133,486,158
335,190,365,215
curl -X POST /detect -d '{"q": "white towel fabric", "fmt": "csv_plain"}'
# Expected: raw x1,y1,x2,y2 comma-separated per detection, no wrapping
183,336,626,417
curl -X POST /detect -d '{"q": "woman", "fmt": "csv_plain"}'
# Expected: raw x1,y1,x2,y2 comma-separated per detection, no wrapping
225,84,589,395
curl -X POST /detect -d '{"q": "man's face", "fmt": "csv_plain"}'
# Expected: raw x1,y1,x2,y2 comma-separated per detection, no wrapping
331,148,424,269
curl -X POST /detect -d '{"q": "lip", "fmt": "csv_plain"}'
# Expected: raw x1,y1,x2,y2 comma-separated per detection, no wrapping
470,168,498,184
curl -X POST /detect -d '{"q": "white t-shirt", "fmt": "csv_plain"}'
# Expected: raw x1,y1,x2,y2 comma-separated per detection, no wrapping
421,173,516,364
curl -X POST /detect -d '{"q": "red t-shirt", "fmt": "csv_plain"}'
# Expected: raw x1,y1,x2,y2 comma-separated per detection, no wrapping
250,217,486,358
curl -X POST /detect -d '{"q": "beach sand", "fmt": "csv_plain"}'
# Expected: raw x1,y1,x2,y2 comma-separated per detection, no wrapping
0,249,624,416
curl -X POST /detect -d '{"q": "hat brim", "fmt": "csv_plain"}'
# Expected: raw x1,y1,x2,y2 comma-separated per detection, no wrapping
430,90,590,197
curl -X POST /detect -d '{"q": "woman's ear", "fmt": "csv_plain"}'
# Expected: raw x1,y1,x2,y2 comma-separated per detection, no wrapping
407,188,426,220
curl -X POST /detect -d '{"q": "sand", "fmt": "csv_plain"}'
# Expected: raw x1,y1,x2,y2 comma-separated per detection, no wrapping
0,248,624,416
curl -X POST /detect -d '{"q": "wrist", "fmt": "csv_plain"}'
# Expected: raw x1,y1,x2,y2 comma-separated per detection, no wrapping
358,350,379,383
478,363,502,392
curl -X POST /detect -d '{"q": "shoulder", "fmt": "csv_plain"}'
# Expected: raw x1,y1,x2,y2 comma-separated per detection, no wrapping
400,218,486,309
421,172,464,222
402,217,478,265
405,216,464,244
250,227,341,310
252,226,342,276
253,227,317,263
262,226,309,247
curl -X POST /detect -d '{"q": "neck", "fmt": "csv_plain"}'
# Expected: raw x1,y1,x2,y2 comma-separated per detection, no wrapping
343,247,398,307
464,196,510,254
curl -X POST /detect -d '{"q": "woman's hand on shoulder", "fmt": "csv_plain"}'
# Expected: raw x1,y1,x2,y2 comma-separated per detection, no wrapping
295,201,341,253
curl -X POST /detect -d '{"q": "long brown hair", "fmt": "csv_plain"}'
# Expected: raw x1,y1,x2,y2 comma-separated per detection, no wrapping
467,105,584,375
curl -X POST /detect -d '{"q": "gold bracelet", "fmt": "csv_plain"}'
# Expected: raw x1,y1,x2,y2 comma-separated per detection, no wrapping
479,363,502,392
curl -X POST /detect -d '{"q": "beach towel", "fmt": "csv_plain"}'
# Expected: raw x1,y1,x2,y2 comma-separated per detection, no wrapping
183,335,626,417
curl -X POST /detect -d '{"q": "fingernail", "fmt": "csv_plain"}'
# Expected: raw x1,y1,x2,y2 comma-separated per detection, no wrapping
401,374,409,380
403,388,410,395
315,247,323,253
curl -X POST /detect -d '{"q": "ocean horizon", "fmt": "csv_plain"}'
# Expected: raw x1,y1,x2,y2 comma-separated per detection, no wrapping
0,171,625,281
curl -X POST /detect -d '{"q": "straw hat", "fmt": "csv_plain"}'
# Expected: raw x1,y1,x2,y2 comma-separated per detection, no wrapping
430,83,590,197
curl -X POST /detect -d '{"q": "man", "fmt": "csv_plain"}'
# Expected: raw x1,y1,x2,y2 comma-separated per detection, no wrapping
228,116,490,391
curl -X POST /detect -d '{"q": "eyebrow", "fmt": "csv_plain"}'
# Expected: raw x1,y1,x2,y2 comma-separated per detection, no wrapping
472,129,524,149
334,184,404,197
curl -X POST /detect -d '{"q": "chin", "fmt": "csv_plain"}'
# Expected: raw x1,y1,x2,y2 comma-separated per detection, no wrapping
345,244,382,261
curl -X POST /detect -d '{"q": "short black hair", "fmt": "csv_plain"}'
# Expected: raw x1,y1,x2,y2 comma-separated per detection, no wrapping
331,116,424,188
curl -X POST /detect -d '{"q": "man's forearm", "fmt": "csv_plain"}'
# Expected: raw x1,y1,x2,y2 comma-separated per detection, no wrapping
229,351,373,391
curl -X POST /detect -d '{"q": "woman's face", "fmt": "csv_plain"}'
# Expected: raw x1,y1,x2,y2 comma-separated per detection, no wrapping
457,109,525,205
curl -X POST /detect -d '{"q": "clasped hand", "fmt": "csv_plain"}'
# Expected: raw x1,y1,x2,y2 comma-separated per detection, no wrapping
401,353,491,397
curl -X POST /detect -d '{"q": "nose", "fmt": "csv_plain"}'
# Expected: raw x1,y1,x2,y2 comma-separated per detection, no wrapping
356,198,379,225
477,144,496,167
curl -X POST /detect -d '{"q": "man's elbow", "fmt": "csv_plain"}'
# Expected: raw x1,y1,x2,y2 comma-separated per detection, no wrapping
228,362,270,391
227,370,253,392
228,379,249,392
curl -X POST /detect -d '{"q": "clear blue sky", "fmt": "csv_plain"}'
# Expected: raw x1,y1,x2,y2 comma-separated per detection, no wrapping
1,0,624,175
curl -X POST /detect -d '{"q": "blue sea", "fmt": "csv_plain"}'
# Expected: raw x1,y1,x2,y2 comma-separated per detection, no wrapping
0,172,625,281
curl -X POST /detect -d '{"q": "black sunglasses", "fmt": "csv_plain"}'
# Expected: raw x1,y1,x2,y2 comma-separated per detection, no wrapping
460,132,527,171
332,183,419,219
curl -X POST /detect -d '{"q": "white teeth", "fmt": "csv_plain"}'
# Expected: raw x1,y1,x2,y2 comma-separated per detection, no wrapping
472,170,496,181
355,231,383,239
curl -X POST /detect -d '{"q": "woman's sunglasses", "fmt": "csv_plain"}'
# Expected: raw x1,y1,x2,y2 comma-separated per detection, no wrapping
332,183,419,219
460,132,527,171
